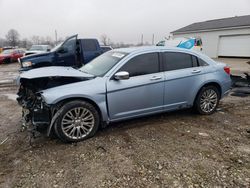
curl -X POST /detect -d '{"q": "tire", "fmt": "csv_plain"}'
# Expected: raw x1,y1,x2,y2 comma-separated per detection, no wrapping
194,86,220,115
3,58,11,64
54,100,100,143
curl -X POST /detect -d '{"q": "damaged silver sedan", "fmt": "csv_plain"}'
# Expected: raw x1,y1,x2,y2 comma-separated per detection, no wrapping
17,47,231,142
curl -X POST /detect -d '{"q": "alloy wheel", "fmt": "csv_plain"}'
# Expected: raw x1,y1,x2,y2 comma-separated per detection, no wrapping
61,107,95,140
200,89,218,113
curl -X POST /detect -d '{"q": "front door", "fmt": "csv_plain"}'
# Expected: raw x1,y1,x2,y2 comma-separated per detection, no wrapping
55,35,77,66
107,52,164,120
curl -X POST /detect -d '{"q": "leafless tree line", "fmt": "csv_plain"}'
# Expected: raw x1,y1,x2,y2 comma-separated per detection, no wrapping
0,29,63,49
0,29,152,49
100,34,151,49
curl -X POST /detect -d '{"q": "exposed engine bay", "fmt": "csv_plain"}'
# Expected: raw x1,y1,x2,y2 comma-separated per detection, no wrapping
17,76,88,135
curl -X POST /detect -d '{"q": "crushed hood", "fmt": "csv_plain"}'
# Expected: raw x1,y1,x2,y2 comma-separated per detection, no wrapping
19,66,94,79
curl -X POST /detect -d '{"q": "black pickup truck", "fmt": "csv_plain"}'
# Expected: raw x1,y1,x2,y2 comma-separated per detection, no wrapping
19,35,110,71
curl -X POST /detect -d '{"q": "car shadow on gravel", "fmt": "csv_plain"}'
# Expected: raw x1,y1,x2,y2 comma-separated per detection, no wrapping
24,108,196,148
99,108,195,134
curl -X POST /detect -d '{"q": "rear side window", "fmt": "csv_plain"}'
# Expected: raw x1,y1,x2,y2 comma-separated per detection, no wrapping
163,52,193,71
192,56,199,67
119,53,159,77
82,40,97,51
198,58,208,66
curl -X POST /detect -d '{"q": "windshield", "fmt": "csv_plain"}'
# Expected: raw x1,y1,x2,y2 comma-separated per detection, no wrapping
1,50,13,55
51,42,63,52
29,45,47,51
79,51,128,76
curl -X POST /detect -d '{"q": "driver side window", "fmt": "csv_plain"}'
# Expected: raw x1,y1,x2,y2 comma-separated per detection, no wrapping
119,53,159,77
63,38,76,53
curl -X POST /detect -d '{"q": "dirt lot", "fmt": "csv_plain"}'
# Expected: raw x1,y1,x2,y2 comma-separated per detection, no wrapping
0,62,250,187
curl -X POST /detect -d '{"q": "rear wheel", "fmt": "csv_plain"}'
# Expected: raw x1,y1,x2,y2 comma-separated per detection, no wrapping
194,86,220,115
55,100,100,142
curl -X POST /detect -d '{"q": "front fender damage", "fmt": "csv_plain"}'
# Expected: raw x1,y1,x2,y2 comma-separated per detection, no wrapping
17,76,89,138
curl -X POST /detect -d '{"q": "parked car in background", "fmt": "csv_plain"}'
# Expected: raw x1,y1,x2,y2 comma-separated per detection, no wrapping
0,47,15,53
19,35,111,71
157,37,203,52
25,45,52,56
17,46,231,142
0,49,25,64
101,45,113,53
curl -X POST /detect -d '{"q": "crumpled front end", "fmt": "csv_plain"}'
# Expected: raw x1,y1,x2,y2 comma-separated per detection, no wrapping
17,79,52,134
17,77,90,137
16,66,97,137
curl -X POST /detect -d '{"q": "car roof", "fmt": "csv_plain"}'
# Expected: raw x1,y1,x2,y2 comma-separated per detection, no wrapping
114,46,201,56
112,46,214,65
32,45,50,47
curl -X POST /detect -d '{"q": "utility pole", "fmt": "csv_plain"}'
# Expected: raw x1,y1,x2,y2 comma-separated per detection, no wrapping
152,34,155,45
141,34,144,46
55,30,58,46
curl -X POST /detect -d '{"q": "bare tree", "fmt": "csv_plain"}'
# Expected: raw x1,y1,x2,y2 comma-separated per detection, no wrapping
19,38,32,49
31,35,41,45
0,38,6,47
100,34,110,46
57,37,65,44
45,36,53,46
5,29,20,47
39,36,46,44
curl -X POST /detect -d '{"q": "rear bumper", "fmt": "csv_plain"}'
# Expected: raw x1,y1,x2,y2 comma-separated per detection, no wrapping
221,79,232,98
222,89,231,97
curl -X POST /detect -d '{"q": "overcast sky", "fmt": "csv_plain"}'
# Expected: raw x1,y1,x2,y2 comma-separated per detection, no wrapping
0,0,249,44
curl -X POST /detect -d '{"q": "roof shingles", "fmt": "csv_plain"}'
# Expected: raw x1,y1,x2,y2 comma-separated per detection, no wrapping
172,15,250,34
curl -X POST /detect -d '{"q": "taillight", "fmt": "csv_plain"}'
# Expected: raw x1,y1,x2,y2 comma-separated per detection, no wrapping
224,66,230,75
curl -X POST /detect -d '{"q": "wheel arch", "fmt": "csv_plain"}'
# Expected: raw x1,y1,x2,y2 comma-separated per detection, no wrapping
193,82,222,105
54,97,104,121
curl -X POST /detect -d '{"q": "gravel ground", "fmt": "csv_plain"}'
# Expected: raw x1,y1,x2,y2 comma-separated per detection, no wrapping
0,62,19,83
0,62,249,187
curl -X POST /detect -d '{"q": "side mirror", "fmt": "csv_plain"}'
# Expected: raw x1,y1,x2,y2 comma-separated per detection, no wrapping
57,46,68,54
47,49,51,52
114,71,129,80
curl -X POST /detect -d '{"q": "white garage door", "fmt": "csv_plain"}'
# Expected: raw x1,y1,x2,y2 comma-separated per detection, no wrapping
218,35,250,57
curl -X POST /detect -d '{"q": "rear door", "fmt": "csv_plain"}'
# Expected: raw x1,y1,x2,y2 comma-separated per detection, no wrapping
81,39,102,64
107,52,164,120
162,52,206,110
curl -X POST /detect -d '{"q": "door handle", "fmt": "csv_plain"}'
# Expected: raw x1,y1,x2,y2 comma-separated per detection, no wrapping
150,76,162,80
192,70,201,74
